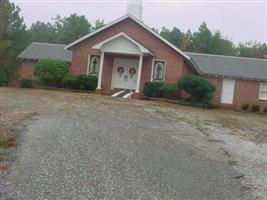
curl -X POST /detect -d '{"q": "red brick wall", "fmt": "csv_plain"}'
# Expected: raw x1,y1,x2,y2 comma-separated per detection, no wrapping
70,17,191,94
206,76,267,111
20,60,36,80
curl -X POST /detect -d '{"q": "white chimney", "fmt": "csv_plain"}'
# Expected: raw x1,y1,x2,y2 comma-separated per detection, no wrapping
127,0,143,21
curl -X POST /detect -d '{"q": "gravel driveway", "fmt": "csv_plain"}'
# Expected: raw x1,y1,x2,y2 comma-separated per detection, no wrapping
1,88,266,200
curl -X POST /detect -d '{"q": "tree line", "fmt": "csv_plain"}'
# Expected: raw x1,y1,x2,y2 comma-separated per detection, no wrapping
0,0,266,85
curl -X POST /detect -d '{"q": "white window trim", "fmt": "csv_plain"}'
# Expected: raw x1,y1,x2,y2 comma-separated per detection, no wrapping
87,54,100,75
150,59,166,82
86,54,91,75
259,82,267,100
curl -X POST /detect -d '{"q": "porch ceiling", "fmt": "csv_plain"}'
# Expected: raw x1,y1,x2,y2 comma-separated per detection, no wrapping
93,32,153,56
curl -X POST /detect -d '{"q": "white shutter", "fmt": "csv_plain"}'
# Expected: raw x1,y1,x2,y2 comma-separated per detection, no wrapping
221,79,235,104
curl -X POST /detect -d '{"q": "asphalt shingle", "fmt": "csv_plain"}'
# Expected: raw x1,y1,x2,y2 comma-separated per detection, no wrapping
18,43,72,62
18,43,267,81
187,52,267,81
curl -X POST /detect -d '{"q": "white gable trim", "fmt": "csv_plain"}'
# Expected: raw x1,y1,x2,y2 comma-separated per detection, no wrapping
93,32,152,55
65,14,188,58
65,14,202,74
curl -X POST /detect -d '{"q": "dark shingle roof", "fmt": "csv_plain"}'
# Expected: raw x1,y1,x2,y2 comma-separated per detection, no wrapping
187,52,267,81
18,43,72,62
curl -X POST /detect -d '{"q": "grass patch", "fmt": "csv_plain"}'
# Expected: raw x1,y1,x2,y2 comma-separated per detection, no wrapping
0,135,16,149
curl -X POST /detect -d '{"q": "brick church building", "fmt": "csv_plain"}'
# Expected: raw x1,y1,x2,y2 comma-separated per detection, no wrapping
18,0,267,111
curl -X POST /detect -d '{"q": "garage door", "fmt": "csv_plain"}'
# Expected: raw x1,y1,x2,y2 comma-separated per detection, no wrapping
221,79,235,104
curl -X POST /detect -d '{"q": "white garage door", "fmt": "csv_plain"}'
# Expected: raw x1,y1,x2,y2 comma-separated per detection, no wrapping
221,79,235,104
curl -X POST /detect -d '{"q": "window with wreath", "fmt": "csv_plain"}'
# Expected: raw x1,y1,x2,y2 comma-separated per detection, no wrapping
259,82,267,100
152,60,165,81
88,55,100,74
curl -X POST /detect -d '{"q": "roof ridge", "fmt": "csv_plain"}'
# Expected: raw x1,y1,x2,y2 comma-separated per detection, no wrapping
32,42,67,46
186,52,267,62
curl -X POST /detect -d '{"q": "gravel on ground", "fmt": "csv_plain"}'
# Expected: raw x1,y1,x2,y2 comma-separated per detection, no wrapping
0,88,266,200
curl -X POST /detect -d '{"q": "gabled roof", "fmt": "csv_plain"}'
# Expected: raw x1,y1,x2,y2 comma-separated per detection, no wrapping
18,43,72,62
65,14,190,60
93,32,153,55
187,52,267,81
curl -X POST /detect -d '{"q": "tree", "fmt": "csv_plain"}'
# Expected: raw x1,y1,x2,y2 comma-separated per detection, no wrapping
28,21,57,43
93,19,105,31
192,22,213,53
54,14,92,44
237,42,267,59
0,0,27,85
177,75,215,102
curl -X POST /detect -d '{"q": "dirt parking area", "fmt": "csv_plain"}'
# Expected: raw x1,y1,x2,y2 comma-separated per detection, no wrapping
0,88,266,199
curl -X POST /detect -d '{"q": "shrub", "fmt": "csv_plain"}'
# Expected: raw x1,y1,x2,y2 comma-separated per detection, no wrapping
76,74,98,91
251,104,260,112
202,99,217,109
0,69,9,86
143,81,164,97
177,75,215,103
160,83,176,93
20,79,33,88
263,107,267,114
34,59,69,87
62,74,78,89
241,103,250,111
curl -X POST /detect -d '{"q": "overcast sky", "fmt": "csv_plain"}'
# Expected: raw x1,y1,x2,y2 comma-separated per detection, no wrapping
12,0,267,45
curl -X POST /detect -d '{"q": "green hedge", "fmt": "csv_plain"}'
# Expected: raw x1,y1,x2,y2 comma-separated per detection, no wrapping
76,74,98,91
143,81,164,97
251,104,260,112
62,74,79,89
34,59,69,87
20,79,33,88
160,83,176,93
241,103,250,111
62,74,98,91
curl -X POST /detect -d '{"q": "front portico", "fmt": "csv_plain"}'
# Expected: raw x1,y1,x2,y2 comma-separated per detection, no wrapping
92,32,153,97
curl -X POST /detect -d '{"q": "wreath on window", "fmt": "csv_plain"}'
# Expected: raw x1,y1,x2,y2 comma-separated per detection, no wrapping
129,68,136,78
117,66,124,76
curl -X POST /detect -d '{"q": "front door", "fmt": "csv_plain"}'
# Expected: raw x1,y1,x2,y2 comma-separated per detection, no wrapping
111,58,139,90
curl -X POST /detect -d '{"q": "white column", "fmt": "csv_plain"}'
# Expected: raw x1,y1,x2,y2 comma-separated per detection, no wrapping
135,54,143,93
97,52,105,89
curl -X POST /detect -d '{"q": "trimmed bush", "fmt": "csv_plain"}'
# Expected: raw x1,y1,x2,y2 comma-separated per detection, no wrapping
251,104,260,112
20,79,33,88
143,81,164,97
62,74,79,89
160,83,176,93
177,75,215,103
76,74,98,91
263,107,267,114
241,103,250,111
34,59,69,87
202,99,216,109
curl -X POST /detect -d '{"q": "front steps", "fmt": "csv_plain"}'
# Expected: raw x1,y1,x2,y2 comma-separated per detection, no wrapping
111,89,134,99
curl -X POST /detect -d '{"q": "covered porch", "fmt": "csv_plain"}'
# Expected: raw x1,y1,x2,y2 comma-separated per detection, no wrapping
92,32,153,98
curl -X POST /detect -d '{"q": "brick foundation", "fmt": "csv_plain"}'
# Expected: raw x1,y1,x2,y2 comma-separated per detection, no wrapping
132,92,140,99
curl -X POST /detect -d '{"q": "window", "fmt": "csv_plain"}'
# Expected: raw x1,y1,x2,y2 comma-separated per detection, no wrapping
88,55,100,74
152,60,165,81
259,82,267,100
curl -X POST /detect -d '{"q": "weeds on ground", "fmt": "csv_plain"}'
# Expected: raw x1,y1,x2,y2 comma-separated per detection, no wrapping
0,135,16,149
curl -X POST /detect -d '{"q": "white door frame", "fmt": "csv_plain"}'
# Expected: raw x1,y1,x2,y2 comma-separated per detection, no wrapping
111,58,139,90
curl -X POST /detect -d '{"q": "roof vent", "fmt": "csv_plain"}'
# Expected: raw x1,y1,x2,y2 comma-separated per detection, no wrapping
127,0,143,21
